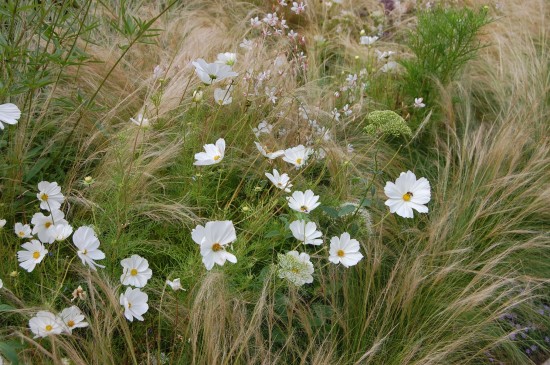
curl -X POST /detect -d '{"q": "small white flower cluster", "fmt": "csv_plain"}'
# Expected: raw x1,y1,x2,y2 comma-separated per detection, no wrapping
14,182,106,273
192,55,238,106
119,254,152,322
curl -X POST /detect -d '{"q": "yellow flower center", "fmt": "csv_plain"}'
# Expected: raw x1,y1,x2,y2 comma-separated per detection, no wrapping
40,193,49,201
18,231,25,237
402,192,413,202
45,325,53,331
82,249,88,255
300,206,308,212
45,222,53,228
33,251,40,259
67,320,75,328
296,158,303,165
127,302,132,308
291,268,299,273
130,268,138,276
213,155,221,161
212,243,222,252
337,249,345,257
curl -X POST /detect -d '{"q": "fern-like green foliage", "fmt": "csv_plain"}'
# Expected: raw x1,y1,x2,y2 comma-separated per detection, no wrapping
400,6,490,128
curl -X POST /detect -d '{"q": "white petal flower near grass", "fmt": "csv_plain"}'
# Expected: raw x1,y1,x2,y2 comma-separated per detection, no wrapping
58,306,89,334
73,226,106,270
53,224,73,242
277,251,314,286
287,190,320,213
282,145,313,168
194,138,225,166
0,219,5,228
216,52,237,66
192,220,237,270
120,287,149,322
384,171,431,218
166,278,185,291
37,181,65,211
31,210,68,244
214,86,233,105
289,220,323,245
17,240,48,273
265,169,292,192
29,311,64,338
255,142,284,159
120,254,153,287
328,233,364,267
0,103,21,129
192,58,238,85
14,222,33,239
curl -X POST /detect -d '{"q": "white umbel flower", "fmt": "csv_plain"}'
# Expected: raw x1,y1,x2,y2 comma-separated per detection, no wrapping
119,287,149,322
282,145,313,169
194,138,225,166
265,169,292,193
328,232,364,267
216,52,237,66
31,210,68,244
191,221,237,270
17,239,48,273
384,170,431,218
0,103,21,129
255,142,284,159
120,254,153,287
59,306,89,334
29,311,64,338
287,190,320,213
277,251,314,286
37,181,65,211
289,220,323,245
73,226,106,270
14,222,32,239
192,58,238,85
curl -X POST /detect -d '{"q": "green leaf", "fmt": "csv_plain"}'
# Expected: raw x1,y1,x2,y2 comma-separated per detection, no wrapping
320,206,339,218
338,205,356,217
0,341,23,365
264,230,281,238
0,304,16,312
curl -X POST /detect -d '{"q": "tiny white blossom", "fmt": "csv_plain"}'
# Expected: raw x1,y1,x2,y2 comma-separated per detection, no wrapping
289,220,323,245
282,145,313,168
214,87,233,105
253,120,273,137
360,36,379,45
291,2,306,14
265,87,278,104
37,181,65,211
265,169,292,192
255,142,284,159
130,113,150,127
250,16,262,27
380,61,398,73
287,190,320,213
240,39,255,50
413,98,426,108
288,30,298,39
194,138,226,166
216,52,237,66
166,278,185,291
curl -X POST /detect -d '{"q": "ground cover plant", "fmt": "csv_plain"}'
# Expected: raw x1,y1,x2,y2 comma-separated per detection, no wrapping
0,0,549,364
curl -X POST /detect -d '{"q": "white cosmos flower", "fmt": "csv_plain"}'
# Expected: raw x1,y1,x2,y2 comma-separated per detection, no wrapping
192,221,237,271
380,61,398,73
254,142,284,159
413,98,426,108
328,232,363,267
31,210,68,244
119,287,149,322
265,169,292,193
287,189,320,213
29,311,64,338
216,52,237,66
59,306,89,334
17,239,48,272
73,226,105,270
384,170,431,218
120,254,153,287
214,87,233,105
53,224,73,242
0,219,5,228
14,222,33,239
194,138,225,166
289,220,323,245
0,103,21,130
0,278,3,289
253,120,273,137
360,35,379,45
166,278,185,291
130,113,150,127
192,58,238,85
282,145,313,168
37,181,65,211
277,251,314,286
